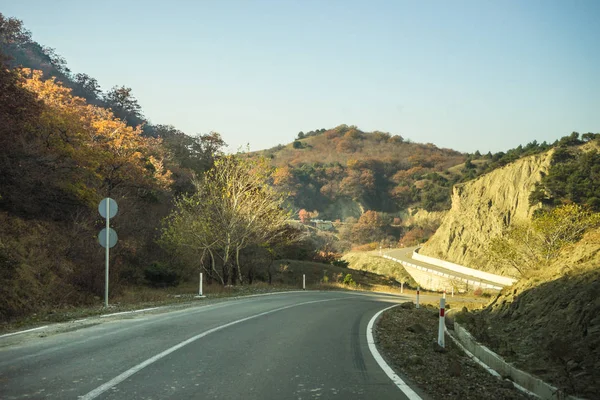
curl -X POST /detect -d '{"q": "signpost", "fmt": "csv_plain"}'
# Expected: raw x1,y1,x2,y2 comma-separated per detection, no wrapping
98,198,118,308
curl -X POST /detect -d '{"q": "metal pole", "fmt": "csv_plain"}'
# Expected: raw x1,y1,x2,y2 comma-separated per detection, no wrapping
438,297,446,347
199,272,203,296
105,200,110,308
303,274,306,290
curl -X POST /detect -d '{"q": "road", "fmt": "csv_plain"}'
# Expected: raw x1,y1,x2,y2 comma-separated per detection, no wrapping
386,247,504,288
0,291,432,400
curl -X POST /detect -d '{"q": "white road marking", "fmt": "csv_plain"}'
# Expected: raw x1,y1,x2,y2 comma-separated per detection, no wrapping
79,297,346,400
100,307,160,318
366,304,423,400
0,325,49,339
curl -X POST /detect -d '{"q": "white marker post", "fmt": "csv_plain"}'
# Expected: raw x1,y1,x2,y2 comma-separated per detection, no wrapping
451,286,454,297
199,272,203,296
416,286,420,309
303,274,306,290
400,281,404,294
438,297,445,348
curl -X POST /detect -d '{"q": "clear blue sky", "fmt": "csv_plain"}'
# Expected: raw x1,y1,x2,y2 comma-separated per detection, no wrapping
2,0,599,153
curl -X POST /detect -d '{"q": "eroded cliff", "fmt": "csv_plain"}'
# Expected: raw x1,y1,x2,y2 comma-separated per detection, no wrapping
420,151,554,277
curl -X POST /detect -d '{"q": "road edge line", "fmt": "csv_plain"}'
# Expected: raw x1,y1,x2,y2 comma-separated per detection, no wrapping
366,304,423,400
0,325,49,339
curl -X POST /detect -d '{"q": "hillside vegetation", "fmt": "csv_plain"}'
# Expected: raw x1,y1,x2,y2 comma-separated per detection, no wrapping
0,14,315,322
259,126,466,219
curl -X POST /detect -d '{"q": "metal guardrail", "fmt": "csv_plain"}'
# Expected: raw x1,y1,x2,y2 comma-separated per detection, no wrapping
383,255,503,290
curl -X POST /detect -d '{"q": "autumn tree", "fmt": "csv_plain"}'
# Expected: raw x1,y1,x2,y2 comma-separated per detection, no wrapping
299,209,310,224
161,155,295,285
351,210,386,245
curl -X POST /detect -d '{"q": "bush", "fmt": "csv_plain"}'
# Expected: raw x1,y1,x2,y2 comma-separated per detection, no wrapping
331,259,349,268
144,262,180,288
343,273,356,286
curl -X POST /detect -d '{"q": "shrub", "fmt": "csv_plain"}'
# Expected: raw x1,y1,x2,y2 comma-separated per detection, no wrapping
331,259,349,268
144,262,180,288
343,273,356,286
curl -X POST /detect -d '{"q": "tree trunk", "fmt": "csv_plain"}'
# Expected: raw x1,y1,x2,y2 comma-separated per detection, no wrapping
236,247,243,285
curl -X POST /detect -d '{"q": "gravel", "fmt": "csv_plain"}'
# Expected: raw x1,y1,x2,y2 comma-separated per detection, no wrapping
375,303,534,400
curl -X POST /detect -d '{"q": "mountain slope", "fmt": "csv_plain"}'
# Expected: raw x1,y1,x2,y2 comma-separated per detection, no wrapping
259,125,467,219
419,151,553,276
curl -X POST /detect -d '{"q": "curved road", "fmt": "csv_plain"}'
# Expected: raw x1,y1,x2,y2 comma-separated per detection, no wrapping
387,247,506,288
0,291,430,400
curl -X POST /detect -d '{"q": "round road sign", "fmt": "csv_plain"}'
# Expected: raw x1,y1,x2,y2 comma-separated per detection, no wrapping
99,198,118,219
98,228,118,248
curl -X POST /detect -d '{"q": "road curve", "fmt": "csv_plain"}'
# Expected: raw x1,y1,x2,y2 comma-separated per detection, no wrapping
387,247,505,288
0,291,427,400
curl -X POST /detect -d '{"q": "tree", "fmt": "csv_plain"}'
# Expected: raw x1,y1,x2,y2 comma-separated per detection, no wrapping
488,204,600,276
103,85,144,127
299,209,310,224
351,210,386,245
160,155,295,285
73,73,101,100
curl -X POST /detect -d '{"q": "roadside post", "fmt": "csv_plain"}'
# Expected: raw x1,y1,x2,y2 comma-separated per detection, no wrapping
451,286,454,297
303,274,306,290
400,281,404,294
98,197,118,308
416,286,420,309
196,272,205,298
438,297,445,348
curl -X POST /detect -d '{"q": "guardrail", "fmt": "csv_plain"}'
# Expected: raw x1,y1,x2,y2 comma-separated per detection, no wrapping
412,248,516,287
382,255,503,290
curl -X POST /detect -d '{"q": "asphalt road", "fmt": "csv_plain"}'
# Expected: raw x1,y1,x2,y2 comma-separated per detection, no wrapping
0,291,429,400
386,247,503,288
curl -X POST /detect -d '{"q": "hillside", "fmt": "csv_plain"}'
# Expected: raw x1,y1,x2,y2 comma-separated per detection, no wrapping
419,138,600,397
258,125,467,220
420,150,554,276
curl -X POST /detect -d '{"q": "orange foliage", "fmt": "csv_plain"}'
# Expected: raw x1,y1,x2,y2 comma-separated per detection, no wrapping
298,209,310,223
20,69,171,203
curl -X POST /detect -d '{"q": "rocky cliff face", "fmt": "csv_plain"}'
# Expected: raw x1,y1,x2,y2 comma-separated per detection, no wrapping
420,151,554,277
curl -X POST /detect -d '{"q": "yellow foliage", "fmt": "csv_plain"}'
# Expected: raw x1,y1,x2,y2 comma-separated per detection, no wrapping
18,69,172,203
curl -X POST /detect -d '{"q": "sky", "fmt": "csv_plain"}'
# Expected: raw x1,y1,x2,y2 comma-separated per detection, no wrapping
2,0,599,153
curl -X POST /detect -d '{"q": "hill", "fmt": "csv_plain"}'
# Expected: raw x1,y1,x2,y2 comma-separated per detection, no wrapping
257,125,467,220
